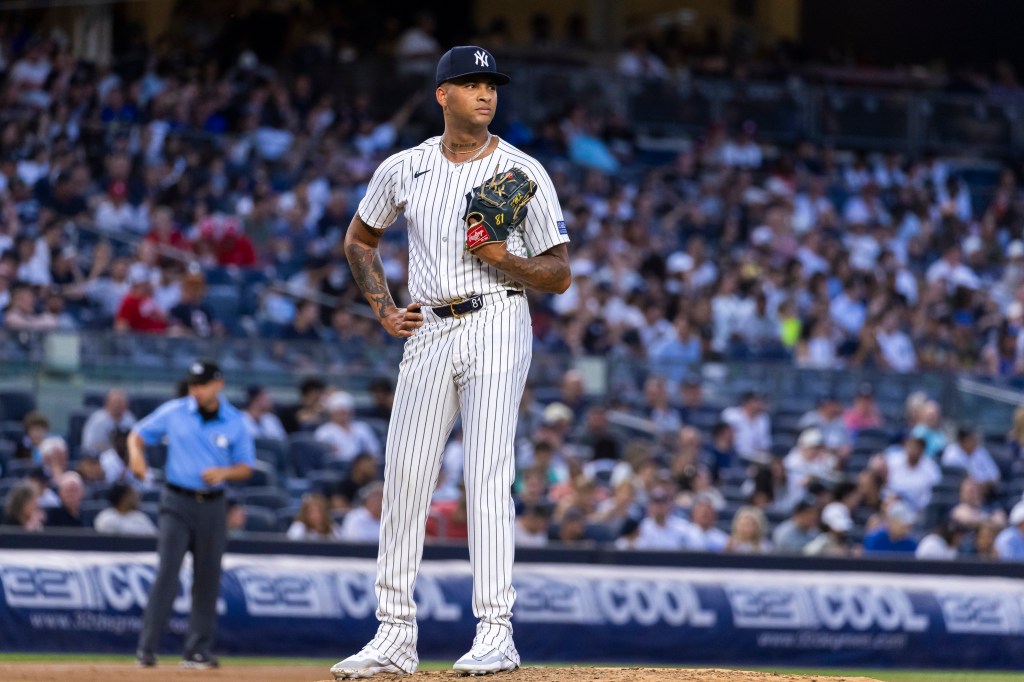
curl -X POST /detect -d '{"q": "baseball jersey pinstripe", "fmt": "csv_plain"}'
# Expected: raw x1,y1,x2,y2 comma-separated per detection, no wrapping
357,136,568,305
354,137,568,672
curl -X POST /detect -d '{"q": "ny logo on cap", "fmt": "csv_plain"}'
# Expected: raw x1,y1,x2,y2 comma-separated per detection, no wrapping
474,50,489,67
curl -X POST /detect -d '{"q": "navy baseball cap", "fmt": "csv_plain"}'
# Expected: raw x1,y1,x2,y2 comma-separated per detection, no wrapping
435,46,510,88
185,359,223,385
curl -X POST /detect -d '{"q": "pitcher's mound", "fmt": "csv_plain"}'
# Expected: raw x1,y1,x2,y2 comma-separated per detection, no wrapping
0,663,882,682
317,667,882,682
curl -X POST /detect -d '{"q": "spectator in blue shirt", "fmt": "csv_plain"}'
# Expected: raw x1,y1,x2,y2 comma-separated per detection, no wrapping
995,501,1024,561
129,360,254,669
863,499,919,554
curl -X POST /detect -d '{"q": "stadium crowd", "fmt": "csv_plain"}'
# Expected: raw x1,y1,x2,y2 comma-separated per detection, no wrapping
0,16,1023,561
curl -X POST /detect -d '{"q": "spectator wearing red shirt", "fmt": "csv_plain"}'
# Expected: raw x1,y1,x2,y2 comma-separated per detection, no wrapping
114,272,167,334
144,206,191,263
194,215,257,267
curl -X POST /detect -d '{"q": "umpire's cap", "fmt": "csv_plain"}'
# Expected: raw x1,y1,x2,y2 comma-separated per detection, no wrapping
185,359,223,385
435,46,510,88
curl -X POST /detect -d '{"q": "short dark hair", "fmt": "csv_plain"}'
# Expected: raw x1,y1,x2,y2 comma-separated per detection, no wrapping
106,481,134,507
956,427,975,441
907,436,927,451
245,385,265,407
739,390,763,404
299,377,326,396
23,411,49,430
369,378,393,393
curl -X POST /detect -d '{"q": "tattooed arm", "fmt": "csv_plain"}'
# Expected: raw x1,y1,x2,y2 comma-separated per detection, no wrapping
471,242,571,294
344,214,424,338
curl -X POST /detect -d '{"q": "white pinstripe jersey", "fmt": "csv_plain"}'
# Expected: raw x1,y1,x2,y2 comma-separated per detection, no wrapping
357,136,569,307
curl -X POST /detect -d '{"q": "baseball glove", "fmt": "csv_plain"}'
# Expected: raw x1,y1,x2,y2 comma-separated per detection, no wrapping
463,166,537,252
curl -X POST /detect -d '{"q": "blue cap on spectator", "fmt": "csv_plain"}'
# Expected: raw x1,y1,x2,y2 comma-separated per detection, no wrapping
435,46,510,88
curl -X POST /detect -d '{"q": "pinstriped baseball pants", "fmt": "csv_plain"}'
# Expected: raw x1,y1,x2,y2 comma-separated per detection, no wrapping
371,292,530,672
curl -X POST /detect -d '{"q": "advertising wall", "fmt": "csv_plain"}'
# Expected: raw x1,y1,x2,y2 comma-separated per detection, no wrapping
1,550,1023,669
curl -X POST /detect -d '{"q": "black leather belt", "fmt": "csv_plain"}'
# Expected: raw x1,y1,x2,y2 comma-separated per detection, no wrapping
166,482,224,502
432,290,523,319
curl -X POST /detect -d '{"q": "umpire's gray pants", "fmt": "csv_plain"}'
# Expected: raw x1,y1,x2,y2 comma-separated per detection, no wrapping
138,487,227,657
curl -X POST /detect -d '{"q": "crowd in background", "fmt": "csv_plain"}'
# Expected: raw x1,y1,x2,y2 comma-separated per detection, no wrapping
3,371,1024,561
0,14,1023,560
1,19,1024,382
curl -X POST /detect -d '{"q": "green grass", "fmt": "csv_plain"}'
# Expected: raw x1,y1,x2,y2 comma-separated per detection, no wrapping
0,654,1019,680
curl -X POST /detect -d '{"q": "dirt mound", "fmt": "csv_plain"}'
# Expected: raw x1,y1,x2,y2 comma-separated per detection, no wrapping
0,663,882,682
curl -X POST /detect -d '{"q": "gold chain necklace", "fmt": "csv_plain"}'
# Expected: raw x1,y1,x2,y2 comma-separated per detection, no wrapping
440,132,491,163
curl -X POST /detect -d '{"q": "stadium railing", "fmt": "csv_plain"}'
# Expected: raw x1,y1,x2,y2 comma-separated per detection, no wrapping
0,329,1018,440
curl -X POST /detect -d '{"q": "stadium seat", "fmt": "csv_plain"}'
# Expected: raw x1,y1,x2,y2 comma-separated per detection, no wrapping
773,413,804,437
277,506,299,532
686,409,721,430
242,505,278,533
230,460,277,489
306,469,343,497
844,451,873,473
854,431,891,452
129,395,168,420
0,477,20,500
584,522,618,543
238,486,291,510
0,439,14,470
206,285,243,334
66,408,92,456
140,502,161,526
89,484,112,501
771,433,794,457
287,434,333,478
362,417,390,444
254,437,289,478
0,421,23,444
719,483,747,503
79,500,109,528
324,459,351,477
3,458,37,479
0,390,36,422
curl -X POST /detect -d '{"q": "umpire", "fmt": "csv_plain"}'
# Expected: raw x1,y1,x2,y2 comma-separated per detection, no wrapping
129,360,254,668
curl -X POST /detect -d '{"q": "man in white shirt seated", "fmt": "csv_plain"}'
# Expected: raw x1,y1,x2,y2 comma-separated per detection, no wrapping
81,388,136,455
314,391,381,464
685,495,729,552
875,308,917,373
883,437,941,512
941,428,1001,495
241,385,288,442
783,429,838,510
925,244,981,293
721,391,772,465
798,395,852,458
634,487,693,551
514,503,551,548
94,481,157,536
338,483,384,543
829,279,867,337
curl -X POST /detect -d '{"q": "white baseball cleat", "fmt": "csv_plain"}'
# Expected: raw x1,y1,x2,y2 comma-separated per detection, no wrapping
452,642,520,676
330,645,405,679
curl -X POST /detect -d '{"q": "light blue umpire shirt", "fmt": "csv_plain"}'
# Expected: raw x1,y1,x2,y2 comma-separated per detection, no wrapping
133,395,255,491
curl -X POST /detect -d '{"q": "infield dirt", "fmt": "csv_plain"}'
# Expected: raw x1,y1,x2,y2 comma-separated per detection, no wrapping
0,663,883,682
